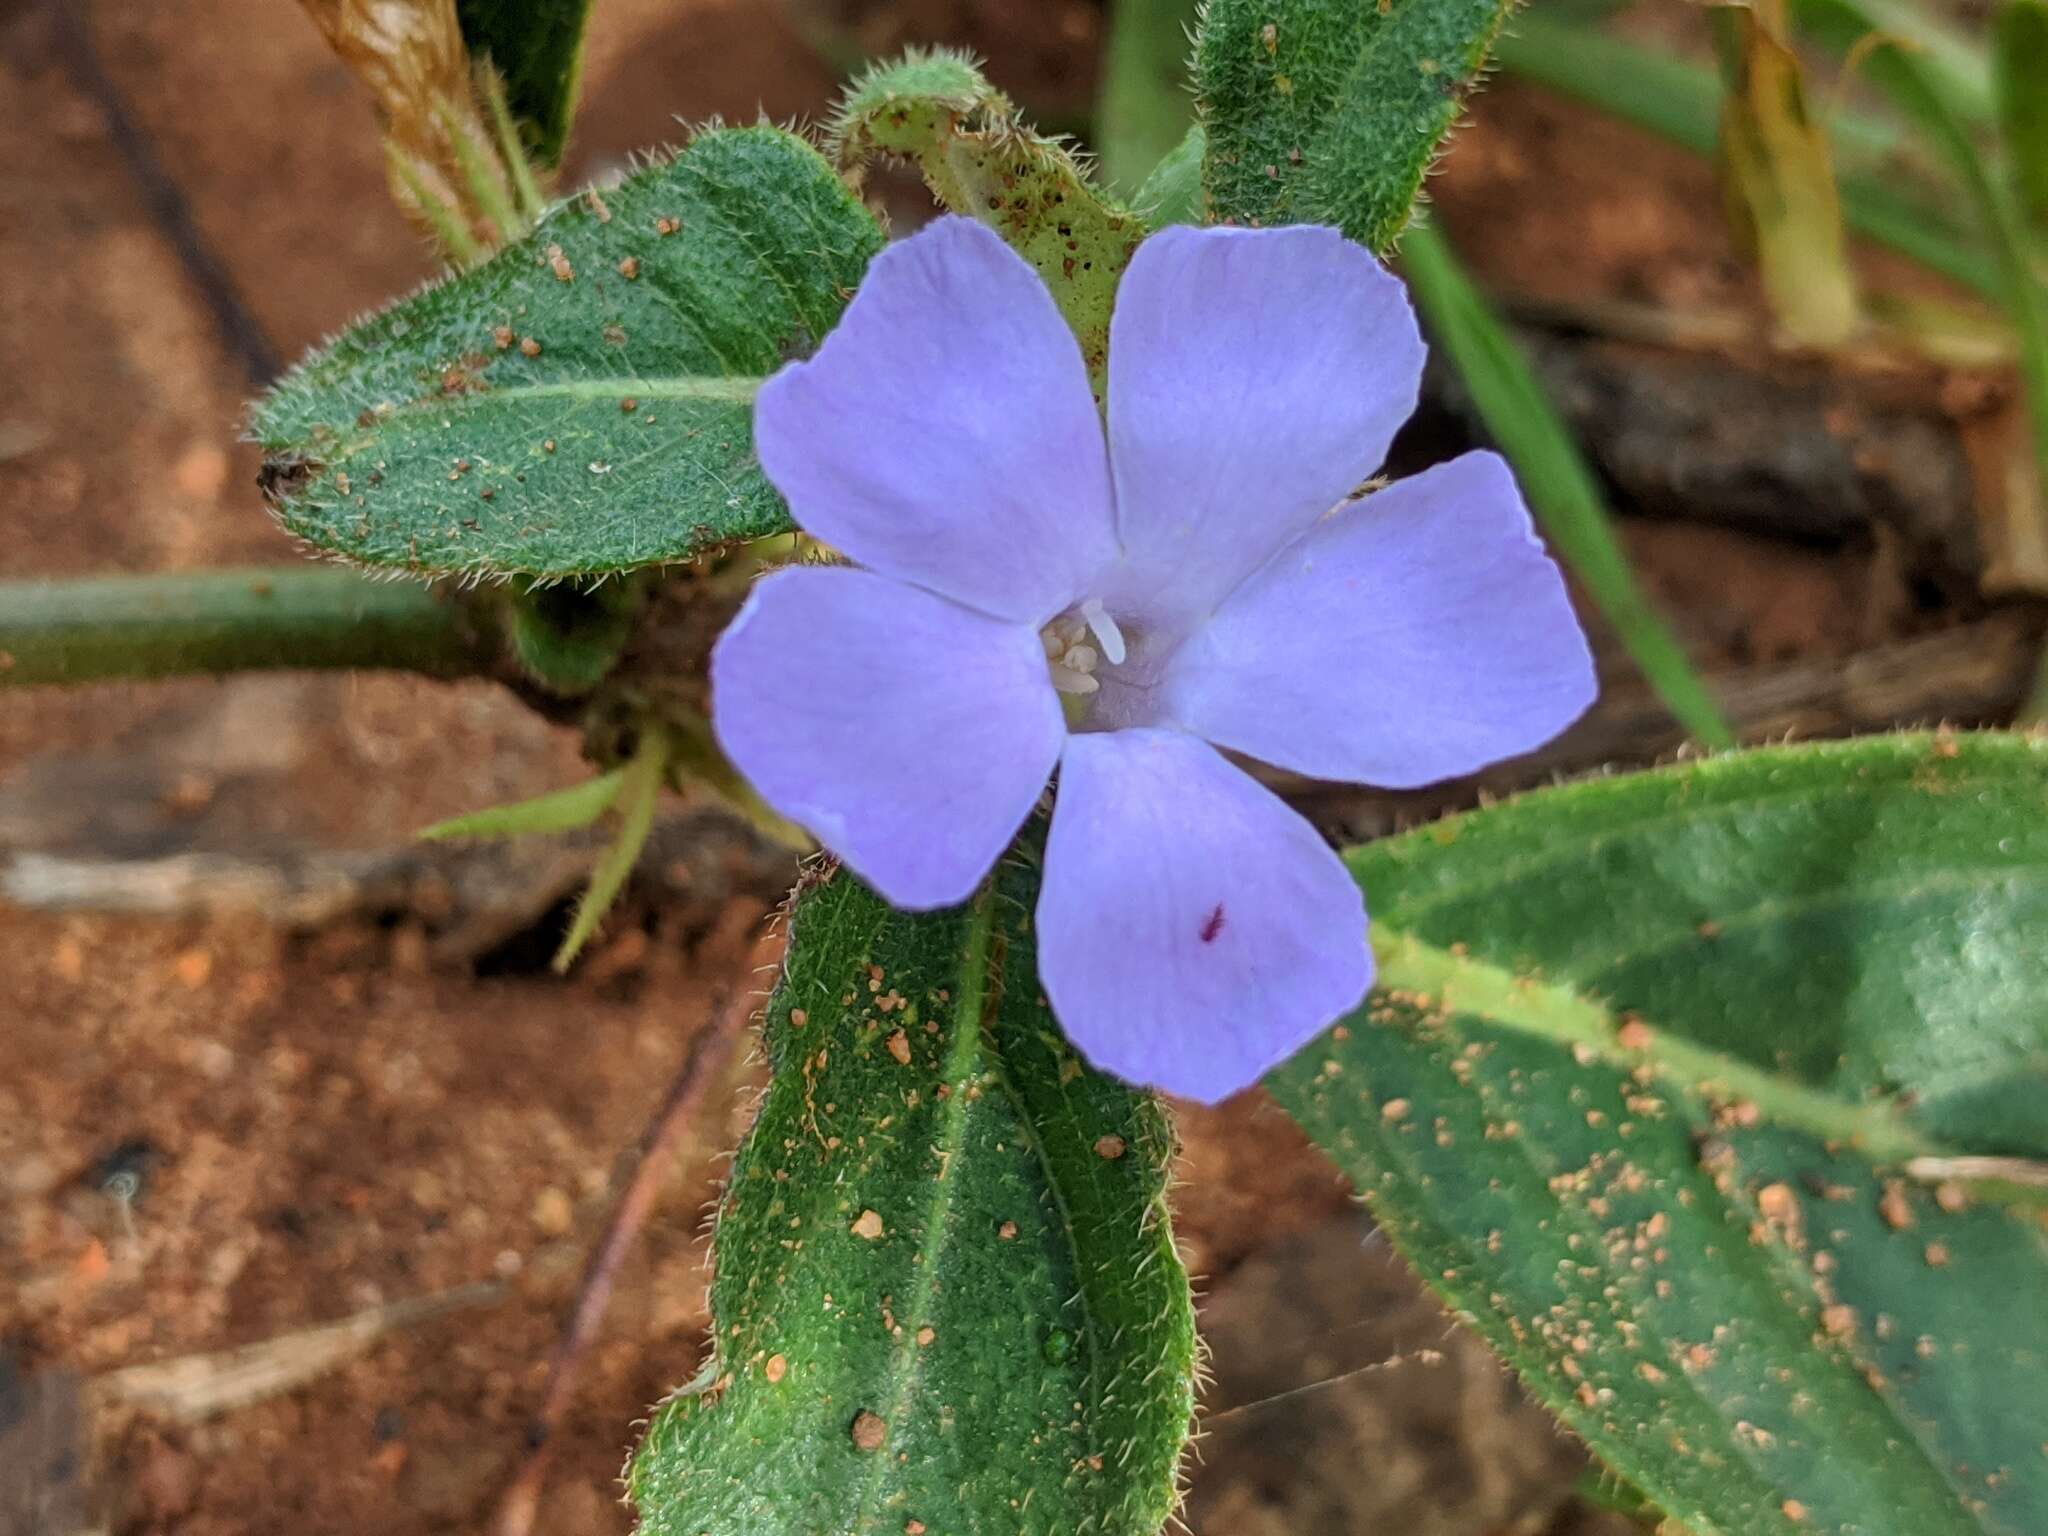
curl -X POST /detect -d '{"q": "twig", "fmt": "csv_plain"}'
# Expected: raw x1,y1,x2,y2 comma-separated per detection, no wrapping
1425,327,1983,582
1280,613,2045,837
0,806,798,963
93,1282,506,1423
487,962,763,1536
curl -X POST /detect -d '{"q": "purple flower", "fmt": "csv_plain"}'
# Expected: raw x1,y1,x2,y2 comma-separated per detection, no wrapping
713,216,1595,1103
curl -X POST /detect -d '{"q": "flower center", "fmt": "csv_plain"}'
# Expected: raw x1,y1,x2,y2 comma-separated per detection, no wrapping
1040,598,1128,697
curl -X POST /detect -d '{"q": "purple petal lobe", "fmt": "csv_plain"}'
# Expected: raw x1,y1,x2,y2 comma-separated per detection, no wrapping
1165,451,1597,788
1038,729,1370,1102
713,567,1064,908
754,216,1116,624
1104,224,1424,629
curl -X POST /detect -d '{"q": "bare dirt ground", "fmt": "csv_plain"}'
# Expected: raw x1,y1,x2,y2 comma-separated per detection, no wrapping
1,0,2021,1531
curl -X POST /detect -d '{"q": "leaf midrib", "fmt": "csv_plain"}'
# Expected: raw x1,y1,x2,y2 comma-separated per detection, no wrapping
851,886,1000,1526
1319,1003,1993,1536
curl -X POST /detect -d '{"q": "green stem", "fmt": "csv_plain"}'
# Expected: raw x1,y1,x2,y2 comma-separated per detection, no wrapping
0,566,495,688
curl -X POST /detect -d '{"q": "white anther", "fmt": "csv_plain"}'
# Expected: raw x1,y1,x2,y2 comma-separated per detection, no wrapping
1042,629,1067,660
1062,644,1099,675
1080,598,1127,666
1047,664,1101,696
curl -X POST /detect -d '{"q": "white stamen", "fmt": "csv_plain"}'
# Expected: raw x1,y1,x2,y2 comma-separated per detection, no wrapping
1062,643,1099,675
1042,629,1066,660
1080,598,1127,666
1047,664,1100,696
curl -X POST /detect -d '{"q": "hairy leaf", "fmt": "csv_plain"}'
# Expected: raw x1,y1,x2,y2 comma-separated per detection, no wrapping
830,50,1146,397
456,0,593,164
1270,734,2048,1536
632,850,1196,1535
1196,0,1516,252
254,127,883,579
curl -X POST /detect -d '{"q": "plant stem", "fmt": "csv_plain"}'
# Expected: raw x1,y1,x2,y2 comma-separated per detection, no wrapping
0,567,495,688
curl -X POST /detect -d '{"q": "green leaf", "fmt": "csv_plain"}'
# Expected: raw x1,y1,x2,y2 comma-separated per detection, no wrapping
1399,222,1734,748
506,578,638,694
1268,733,2048,1536
1132,124,1206,226
456,0,594,166
830,50,1146,397
253,126,884,580
554,727,666,971
1996,0,2048,235
1098,0,1201,193
631,851,1196,1535
1196,0,1516,253
417,766,625,841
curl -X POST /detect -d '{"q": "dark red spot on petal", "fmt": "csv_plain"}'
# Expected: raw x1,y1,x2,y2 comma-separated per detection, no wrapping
1199,904,1226,944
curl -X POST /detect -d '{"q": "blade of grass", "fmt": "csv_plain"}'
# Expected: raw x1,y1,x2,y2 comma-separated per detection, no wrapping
418,768,627,842
1399,222,1735,748
1808,0,2048,494
1495,12,2004,299
1995,0,2048,236
554,730,667,971
1712,3,1864,348
1132,122,1205,224
1792,0,1997,124
1498,11,1898,163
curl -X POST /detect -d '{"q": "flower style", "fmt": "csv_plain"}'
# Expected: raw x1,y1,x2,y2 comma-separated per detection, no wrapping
713,216,1595,1102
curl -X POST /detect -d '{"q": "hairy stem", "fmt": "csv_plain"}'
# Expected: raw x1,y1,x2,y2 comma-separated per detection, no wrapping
0,567,496,687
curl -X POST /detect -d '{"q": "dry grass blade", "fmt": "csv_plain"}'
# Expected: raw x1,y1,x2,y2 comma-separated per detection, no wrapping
92,1282,506,1424
295,0,539,256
